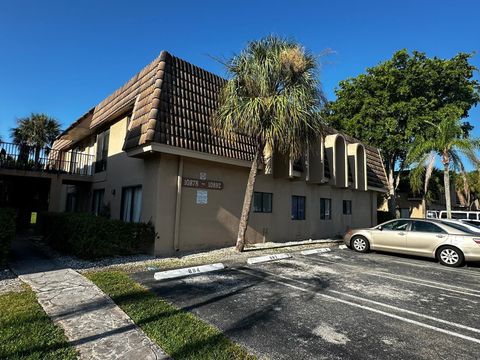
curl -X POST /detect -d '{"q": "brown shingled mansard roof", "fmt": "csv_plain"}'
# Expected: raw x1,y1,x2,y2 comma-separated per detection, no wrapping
76,51,388,189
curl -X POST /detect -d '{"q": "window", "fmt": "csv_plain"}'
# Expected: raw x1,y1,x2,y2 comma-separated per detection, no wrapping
126,115,132,131
291,196,306,220
95,128,110,173
66,193,76,212
451,212,467,220
469,213,478,220
343,200,352,215
92,189,105,216
400,208,410,218
253,192,272,213
121,186,142,222
320,198,332,220
381,220,410,231
441,211,467,219
411,221,445,233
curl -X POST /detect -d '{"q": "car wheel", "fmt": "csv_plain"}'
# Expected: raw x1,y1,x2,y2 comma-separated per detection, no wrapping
351,236,370,253
437,246,464,267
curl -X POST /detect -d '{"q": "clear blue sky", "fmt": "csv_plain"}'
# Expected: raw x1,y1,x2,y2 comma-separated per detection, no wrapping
1,0,479,145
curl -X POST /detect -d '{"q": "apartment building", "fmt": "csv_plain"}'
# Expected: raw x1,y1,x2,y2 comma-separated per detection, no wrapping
1,51,388,255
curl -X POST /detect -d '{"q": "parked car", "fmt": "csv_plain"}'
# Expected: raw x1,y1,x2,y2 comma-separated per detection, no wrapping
344,218,480,267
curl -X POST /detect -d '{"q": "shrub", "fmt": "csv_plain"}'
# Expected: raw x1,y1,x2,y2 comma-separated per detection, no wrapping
0,208,15,268
38,212,155,259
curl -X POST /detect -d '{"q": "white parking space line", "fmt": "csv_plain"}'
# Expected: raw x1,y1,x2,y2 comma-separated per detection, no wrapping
439,293,478,304
353,252,480,276
366,272,480,298
328,290,480,334
389,259,480,277
303,254,480,296
374,271,480,294
338,245,348,249
237,268,480,345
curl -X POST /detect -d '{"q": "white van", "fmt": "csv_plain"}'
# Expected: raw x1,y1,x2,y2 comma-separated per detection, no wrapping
439,211,480,220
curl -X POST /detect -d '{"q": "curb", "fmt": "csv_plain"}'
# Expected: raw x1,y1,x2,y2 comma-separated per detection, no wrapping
301,248,332,255
247,253,291,265
154,263,225,280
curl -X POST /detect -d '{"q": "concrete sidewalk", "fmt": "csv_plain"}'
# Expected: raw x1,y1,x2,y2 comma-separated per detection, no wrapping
10,236,169,360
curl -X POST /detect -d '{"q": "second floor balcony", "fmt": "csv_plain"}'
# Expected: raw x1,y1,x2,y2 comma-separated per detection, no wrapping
0,141,94,176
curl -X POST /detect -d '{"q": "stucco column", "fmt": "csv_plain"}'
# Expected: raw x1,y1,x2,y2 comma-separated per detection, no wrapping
371,192,378,226
48,176,64,212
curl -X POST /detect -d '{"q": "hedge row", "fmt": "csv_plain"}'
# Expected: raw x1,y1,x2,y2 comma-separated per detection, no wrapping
0,208,15,268
38,212,155,259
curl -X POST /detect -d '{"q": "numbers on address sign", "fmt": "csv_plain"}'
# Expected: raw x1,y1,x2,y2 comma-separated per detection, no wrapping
269,255,277,260
188,268,201,274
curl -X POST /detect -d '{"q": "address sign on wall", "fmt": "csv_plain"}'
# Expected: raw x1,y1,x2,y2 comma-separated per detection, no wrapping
182,177,223,190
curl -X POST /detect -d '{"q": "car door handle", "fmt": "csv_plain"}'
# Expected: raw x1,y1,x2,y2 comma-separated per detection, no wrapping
436,235,445,238
398,232,406,236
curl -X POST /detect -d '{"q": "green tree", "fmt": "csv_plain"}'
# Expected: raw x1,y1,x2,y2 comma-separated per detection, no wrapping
214,36,324,252
324,50,480,217
409,152,436,216
408,108,480,219
10,113,61,164
453,170,480,209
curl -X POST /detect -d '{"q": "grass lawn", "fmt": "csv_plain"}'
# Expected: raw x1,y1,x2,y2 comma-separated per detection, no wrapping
0,287,78,360
87,271,256,360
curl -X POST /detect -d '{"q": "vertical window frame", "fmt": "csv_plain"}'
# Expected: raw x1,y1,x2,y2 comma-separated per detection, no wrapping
92,188,105,216
253,192,273,213
291,195,306,220
94,128,110,173
343,200,352,215
320,198,332,220
121,185,142,222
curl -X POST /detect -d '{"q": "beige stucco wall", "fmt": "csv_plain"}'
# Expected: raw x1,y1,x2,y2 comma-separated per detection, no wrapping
55,115,381,256
90,116,145,218
150,155,379,255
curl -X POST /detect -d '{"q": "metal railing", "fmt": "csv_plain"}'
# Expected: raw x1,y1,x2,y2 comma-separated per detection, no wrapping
0,141,94,176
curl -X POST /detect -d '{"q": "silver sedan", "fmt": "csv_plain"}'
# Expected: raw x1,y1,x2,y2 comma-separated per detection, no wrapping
343,218,480,267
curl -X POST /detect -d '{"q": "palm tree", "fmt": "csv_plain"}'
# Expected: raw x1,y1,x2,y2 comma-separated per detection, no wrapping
409,152,436,217
214,36,324,252
408,107,480,219
10,113,61,164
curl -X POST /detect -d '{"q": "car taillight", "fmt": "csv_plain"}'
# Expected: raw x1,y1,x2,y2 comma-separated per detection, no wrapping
473,238,480,245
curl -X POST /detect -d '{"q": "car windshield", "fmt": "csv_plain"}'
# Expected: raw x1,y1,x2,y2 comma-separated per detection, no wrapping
439,221,478,234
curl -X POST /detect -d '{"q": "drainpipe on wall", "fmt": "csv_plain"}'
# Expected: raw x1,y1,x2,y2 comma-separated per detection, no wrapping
173,156,184,251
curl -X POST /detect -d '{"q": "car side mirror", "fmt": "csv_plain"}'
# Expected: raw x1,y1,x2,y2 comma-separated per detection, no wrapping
377,225,383,231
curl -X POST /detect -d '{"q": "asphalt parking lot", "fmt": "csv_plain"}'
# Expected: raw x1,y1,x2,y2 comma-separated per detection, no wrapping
134,248,480,360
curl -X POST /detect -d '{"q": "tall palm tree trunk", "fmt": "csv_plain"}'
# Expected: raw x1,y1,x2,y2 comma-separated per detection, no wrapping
421,198,427,218
443,153,452,219
236,149,260,252
421,156,435,218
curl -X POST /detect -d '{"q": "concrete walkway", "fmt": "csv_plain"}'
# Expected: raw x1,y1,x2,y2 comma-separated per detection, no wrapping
10,236,169,360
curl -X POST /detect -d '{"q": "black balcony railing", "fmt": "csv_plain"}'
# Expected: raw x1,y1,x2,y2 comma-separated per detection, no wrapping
0,141,94,176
